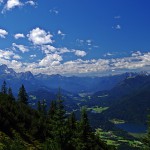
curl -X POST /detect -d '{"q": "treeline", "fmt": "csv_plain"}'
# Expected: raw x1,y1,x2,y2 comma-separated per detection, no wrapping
0,81,111,150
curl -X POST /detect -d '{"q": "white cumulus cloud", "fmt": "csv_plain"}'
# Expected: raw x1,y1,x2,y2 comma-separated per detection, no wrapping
27,27,53,45
1,0,37,13
25,0,36,6
39,54,62,67
0,29,8,38
41,45,56,54
74,50,87,57
2,0,23,13
12,43,29,53
14,33,25,39
0,49,21,60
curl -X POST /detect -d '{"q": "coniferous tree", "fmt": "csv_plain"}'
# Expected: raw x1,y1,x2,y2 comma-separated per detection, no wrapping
48,100,56,119
37,100,42,113
80,107,91,142
66,112,77,149
50,88,67,149
18,84,28,104
8,87,15,101
1,80,7,94
0,85,109,150
41,99,47,116
68,112,76,131
74,107,94,150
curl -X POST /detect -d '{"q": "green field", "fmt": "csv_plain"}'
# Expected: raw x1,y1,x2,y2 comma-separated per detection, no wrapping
110,119,126,124
87,106,109,113
95,128,143,149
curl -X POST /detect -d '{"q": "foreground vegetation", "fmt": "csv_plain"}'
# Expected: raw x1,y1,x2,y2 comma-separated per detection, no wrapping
0,81,150,150
0,81,110,150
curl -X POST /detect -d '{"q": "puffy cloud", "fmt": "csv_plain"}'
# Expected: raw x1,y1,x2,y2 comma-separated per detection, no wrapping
39,54,62,66
27,27,53,45
14,33,25,39
110,52,150,70
12,43,29,53
0,49,14,59
35,58,110,75
41,45,56,54
24,51,150,75
13,54,21,59
11,60,23,68
0,29,8,38
1,46,150,76
0,49,21,60
41,45,87,57
41,45,71,55
131,51,142,57
2,0,23,13
58,47,70,54
25,0,36,6
74,50,87,57
1,0,37,13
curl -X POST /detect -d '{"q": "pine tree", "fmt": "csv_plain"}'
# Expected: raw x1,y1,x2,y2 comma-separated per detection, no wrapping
74,107,93,149
50,88,67,149
41,99,47,116
68,112,76,131
8,87,15,101
18,84,28,104
48,100,56,119
1,80,7,94
67,112,77,148
80,106,91,142
37,101,42,113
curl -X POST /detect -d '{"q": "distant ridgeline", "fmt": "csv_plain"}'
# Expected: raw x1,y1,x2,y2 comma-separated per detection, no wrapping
0,81,110,150
0,64,147,94
88,73,150,124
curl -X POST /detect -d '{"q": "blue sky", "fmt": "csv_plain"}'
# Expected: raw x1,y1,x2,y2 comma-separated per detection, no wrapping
0,0,150,76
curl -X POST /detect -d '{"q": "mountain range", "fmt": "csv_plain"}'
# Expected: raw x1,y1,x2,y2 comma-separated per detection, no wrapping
88,74,150,124
0,64,150,125
0,64,140,95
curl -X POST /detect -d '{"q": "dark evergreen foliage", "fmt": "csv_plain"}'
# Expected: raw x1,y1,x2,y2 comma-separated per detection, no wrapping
37,100,42,113
8,87,15,101
1,80,7,94
18,84,28,104
0,82,110,150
